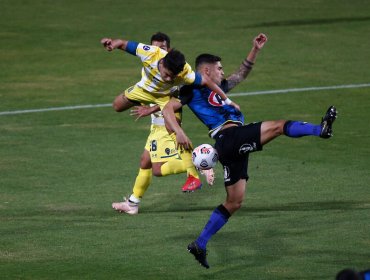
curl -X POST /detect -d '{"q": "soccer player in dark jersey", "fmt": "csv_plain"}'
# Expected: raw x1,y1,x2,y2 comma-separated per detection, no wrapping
161,33,337,268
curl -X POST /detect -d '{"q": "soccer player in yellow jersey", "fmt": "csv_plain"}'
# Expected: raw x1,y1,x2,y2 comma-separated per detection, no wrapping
100,36,239,112
100,34,237,202
108,32,214,215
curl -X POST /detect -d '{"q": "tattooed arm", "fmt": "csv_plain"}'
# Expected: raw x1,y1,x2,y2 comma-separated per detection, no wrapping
226,33,267,91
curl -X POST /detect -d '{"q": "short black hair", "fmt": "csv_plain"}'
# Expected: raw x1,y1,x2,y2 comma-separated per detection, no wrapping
162,49,186,76
150,32,171,48
195,53,222,69
336,269,361,280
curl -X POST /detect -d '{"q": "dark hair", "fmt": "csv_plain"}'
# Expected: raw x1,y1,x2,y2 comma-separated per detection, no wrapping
162,49,186,76
336,269,361,280
150,32,171,48
195,53,222,69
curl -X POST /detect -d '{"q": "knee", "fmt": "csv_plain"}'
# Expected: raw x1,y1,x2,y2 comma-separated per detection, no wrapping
112,94,126,112
112,100,123,112
225,199,244,214
272,120,285,136
233,201,243,211
151,165,162,177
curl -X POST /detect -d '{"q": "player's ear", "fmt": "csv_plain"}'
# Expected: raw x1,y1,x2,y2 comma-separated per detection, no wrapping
204,66,210,76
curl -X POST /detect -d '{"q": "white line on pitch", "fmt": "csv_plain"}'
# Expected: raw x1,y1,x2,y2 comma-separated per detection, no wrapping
228,83,370,97
0,104,111,116
0,83,369,116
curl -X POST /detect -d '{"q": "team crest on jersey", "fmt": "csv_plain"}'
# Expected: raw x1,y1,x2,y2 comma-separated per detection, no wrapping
208,91,224,107
143,45,150,51
165,148,171,155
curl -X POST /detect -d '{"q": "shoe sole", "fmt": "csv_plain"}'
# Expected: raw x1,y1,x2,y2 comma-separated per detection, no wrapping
321,106,337,138
187,246,209,269
112,206,138,215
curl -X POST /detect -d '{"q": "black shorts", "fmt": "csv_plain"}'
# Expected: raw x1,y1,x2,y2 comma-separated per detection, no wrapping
214,122,262,186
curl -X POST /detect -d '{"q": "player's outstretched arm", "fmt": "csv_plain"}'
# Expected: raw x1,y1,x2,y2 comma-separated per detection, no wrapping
100,38,128,51
162,98,193,150
201,74,240,111
227,33,267,91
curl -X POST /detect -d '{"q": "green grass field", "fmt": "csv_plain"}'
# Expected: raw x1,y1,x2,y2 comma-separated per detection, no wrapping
1,0,370,279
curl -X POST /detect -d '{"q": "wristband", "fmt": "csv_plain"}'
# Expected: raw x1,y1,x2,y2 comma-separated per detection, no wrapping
224,98,232,105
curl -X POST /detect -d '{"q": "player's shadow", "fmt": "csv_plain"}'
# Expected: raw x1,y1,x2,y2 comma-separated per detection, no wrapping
238,199,369,216
146,199,369,214
171,199,369,275
239,16,370,28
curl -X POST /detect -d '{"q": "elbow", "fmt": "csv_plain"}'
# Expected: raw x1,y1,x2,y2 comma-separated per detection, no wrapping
161,106,169,118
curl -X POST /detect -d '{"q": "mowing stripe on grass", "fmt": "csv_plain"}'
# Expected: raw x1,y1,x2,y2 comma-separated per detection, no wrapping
1,83,369,116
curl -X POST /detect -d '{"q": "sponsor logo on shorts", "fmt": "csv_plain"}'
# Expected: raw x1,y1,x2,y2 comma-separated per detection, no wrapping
224,166,230,182
239,142,257,154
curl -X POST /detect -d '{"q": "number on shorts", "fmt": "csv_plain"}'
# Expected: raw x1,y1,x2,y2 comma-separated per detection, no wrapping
150,140,157,151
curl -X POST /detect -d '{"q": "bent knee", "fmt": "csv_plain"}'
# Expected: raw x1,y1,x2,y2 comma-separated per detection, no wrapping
152,165,163,177
273,120,286,136
112,100,123,112
112,94,128,112
225,200,244,214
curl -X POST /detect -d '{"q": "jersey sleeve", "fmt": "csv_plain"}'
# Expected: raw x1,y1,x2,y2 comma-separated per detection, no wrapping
221,79,229,93
179,63,197,85
125,41,139,55
135,43,160,62
179,85,194,105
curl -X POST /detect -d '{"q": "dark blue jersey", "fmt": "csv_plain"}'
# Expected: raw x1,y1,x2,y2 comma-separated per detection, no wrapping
179,80,245,138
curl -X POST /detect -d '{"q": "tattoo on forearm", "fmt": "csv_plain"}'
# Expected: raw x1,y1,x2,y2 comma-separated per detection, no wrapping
226,60,253,90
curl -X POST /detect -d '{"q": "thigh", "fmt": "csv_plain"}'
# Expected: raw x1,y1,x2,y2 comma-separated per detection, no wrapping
139,149,152,169
125,86,171,110
113,91,136,112
145,125,179,163
215,123,263,161
220,156,249,187
226,179,246,202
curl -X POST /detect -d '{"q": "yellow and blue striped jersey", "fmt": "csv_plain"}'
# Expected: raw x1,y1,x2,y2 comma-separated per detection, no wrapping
126,42,201,95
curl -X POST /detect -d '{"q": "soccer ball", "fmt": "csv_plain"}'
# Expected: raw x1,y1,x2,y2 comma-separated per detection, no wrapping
192,144,218,170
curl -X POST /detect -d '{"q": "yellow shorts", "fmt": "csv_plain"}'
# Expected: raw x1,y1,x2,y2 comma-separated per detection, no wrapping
125,85,179,111
144,125,180,163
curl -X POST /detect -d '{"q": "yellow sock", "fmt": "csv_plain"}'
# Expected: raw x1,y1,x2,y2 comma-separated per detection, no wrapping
160,159,186,176
132,168,152,200
169,133,199,179
181,150,199,178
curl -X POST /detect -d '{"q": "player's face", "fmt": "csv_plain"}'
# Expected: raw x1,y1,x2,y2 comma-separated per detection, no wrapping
159,60,175,82
207,62,224,85
151,40,169,51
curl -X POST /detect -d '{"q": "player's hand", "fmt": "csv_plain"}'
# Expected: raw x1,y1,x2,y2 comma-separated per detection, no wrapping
101,38,114,51
130,106,152,120
253,33,267,50
176,131,193,151
231,101,240,111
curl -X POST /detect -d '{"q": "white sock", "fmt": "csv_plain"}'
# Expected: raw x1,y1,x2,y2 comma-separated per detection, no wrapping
129,194,140,204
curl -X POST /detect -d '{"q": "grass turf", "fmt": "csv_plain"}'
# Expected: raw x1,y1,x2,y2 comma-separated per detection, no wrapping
1,0,369,279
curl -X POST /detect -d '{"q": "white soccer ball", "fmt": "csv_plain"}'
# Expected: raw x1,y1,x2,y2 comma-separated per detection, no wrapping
192,144,218,170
